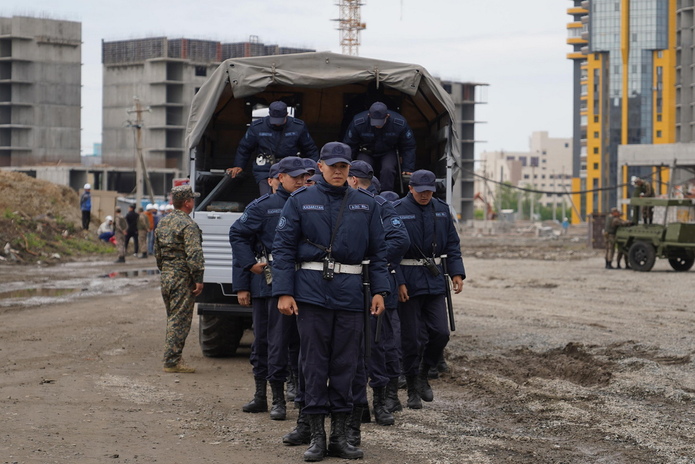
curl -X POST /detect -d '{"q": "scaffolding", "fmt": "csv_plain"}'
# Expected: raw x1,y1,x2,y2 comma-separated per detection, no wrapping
335,0,366,56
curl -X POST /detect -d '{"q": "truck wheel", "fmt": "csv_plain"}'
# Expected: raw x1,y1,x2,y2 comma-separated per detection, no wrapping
199,314,244,357
668,251,695,272
628,242,656,272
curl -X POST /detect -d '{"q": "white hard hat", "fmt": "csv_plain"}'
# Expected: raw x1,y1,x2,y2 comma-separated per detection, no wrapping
146,203,154,210
631,176,639,185
84,183,91,190
105,215,113,221
166,204,174,211
159,204,166,211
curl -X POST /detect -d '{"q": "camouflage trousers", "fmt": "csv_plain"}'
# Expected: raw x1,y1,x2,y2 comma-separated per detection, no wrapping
161,270,195,367
138,230,147,255
115,232,126,258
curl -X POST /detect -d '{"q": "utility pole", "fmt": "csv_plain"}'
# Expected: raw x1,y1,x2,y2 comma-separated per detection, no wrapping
126,97,155,207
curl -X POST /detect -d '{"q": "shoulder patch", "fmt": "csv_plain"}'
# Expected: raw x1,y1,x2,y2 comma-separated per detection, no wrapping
290,186,307,196
357,187,374,197
277,216,287,230
391,217,403,228
239,211,249,223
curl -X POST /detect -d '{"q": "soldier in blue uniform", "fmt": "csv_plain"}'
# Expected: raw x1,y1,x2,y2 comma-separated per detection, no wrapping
227,101,319,196
394,170,465,409
345,161,410,442
343,101,416,193
272,142,391,462
230,157,309,420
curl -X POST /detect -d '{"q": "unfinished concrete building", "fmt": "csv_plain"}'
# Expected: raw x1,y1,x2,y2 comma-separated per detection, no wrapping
0,16,81,167
101,36,314,194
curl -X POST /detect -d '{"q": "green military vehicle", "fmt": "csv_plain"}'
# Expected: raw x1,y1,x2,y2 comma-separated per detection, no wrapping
615,198,695,272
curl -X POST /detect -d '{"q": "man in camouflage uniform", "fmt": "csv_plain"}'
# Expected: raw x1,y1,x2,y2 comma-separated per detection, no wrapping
113,207,128,263
631,177,655,224
137,207,149,259
155,185,205,373
604,207,631,269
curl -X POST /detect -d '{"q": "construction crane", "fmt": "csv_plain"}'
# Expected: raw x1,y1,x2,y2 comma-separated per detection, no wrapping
334,0,366,56
474,192,497,220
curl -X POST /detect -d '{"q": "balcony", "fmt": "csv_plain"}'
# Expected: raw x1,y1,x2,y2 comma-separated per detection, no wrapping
567,7,588,15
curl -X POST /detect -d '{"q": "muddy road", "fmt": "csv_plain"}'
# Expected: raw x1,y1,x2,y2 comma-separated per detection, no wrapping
1,236,694,463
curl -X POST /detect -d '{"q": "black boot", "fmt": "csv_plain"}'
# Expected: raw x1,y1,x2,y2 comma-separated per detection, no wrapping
372,386,395,426
384,377,403,413
605,260,613,269
270,381,287,420
327,412,364,459
283,402,311,446
242,378,267,413
286,369,297,403
346,405,363,447
114,256,125,263
140,252,147,259
406,375,422,409
303,414,327,462
418,365,434,402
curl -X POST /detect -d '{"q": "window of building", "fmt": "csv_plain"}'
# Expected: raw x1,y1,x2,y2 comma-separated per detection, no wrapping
564,143,569,148
594,131,599,138
530,157,539,167
519,156,527,167
442,83,452,94
195,66,207,77
506,156,515,161
541,175,546,179
656,130,662,138
593,147,599,154
524,174,529,179
593,163,599,170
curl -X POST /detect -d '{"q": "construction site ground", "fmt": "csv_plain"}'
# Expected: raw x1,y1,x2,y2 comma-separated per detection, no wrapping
1,225,694,463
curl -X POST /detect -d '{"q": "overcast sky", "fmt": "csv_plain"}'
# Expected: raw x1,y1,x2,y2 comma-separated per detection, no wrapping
3,0,573,157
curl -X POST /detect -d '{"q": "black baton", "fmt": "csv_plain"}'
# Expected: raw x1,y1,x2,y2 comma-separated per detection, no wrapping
441,254,456,331
362,260,372,358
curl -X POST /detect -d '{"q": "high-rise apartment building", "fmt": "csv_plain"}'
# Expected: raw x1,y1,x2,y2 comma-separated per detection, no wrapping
567,0,677,221
0,16,81,167
101,36,314,192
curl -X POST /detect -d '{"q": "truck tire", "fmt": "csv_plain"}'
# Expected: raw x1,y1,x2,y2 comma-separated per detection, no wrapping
628,241,656,272
668,251,695,272
199,314,244,357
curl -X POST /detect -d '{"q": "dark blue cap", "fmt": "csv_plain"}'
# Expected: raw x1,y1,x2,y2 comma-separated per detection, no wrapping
369,102,388,126
320,142,352,166
277,156,308,177
371,176,381,193
268,163,280,179
409,169,437,192
380,190,399,202
307,173,323,184
268,101,288,125
348,160,374,179
302,158,318,174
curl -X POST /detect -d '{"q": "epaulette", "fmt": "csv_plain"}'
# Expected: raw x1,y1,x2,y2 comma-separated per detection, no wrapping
290,117,305,126
254,193,271,203
374,195,387,206
290,186,307,196
392,199,403,207
357,187,375,197
354,116,367,126
393,117,405,127
252,118,264,126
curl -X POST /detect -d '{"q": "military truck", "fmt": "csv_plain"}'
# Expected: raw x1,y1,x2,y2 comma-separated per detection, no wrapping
615,197,695,272
184,51,461,356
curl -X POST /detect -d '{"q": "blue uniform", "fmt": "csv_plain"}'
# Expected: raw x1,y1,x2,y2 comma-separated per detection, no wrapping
272,178,390,415
352,184,411,411
233,116,319,187
230,187,298,383
394,193,465,375
343,110,416,192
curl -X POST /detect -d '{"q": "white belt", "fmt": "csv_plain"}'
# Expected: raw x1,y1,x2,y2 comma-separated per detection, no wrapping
257,254,273,263
298,261,363,275
400,257,442,266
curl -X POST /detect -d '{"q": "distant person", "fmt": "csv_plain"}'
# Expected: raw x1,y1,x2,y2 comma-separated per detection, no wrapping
604,207,631,269
137,207,149,258
226,101,319,196
145,204,158,256
631,176,655,224
97,215,114,243
343,101,416,193
155,186,205,374
113,207,128,263
124,204,139,256
80,183,92,230
561,217,569,235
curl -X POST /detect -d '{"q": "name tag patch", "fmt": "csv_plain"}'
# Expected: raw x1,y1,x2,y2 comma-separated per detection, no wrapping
303,204,325,211
349,204,369,211
267,209,282,215
399,214,416,220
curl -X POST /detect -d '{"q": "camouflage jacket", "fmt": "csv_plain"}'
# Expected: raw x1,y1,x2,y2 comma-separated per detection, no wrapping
154,209,205,283
137,212,149,231
605,215,631,235
114,215,128,237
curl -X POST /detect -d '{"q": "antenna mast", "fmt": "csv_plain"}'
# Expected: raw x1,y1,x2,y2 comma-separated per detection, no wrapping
335,0,366,56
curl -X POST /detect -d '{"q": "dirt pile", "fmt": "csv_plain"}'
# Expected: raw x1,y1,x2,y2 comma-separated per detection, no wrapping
0,170,112,263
